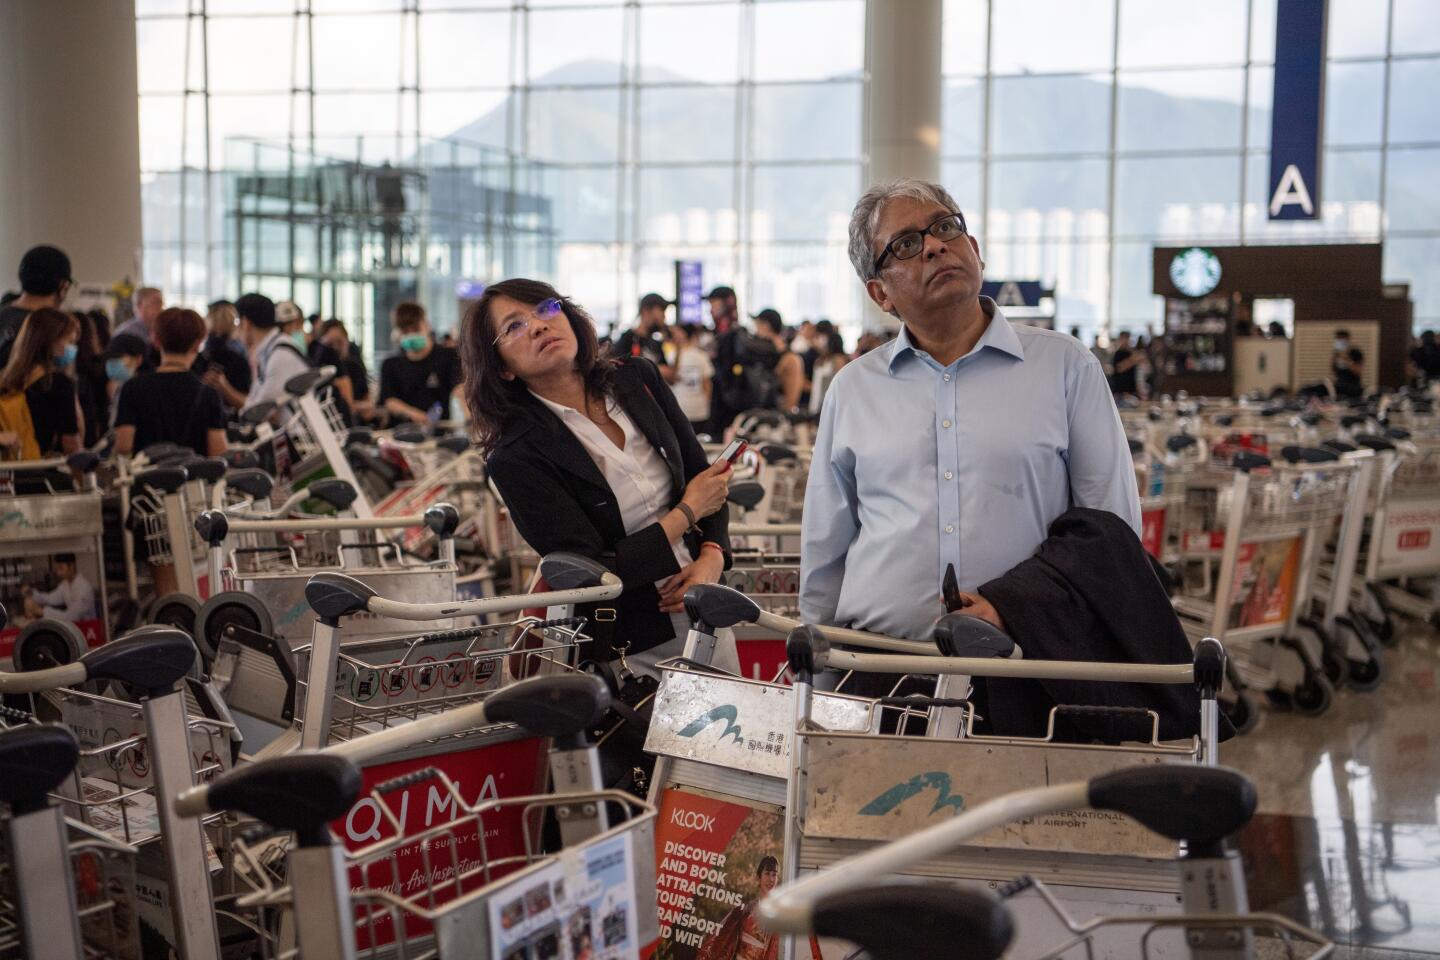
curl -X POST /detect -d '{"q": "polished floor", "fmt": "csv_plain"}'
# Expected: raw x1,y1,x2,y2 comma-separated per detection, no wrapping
1226,623,1440,957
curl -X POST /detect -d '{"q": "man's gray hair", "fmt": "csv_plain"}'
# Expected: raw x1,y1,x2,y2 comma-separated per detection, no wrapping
847,178,962,284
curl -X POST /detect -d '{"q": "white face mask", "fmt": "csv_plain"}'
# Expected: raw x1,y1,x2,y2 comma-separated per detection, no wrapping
1334,338,1349,351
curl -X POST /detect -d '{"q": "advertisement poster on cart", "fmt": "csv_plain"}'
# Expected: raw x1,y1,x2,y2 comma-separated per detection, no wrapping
0,549,106,660
647,787,793,960
330,735,548,949
1226,537,1302,629
1377,501,1440,573
488,830,639,960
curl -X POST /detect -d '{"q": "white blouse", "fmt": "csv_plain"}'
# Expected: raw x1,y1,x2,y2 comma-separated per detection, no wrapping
531,391,693,572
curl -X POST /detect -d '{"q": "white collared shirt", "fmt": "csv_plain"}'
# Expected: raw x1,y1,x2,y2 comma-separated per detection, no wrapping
532,391,693,572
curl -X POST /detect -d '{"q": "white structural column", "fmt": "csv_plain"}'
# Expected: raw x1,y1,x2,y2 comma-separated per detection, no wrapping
0,0,143,287
862,0,943,329
865,0,943,187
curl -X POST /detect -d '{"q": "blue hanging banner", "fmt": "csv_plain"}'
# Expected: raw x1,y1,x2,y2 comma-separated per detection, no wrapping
980,280,1047,308
675,260,704,325
1268,0,1328,221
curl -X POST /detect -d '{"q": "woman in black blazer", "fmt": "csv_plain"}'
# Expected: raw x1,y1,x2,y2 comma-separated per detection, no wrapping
461,278,734,666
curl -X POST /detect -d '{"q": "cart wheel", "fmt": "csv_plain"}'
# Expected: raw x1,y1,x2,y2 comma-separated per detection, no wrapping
1292,674,1334,717
1222,693,1259,736
1346,655,1383,692
13,619,87,672
149,593,201,635
1364,584,1397,646
194,592,273,666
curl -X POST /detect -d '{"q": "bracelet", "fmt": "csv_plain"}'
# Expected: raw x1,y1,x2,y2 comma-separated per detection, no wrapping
700,541,725,555
676,502,700,532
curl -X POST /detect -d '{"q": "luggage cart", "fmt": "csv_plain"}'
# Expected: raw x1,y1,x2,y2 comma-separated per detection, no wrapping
0,454,110,671
760,766,1332,960
175,674,660,959
1172,448,1361,724
1358,435,1440,629
275,368,375,518
0,723,142,960
0,628,230,960
760,625,1226,960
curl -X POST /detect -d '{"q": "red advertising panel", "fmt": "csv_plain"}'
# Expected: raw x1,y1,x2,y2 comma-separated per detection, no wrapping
331,735,549,948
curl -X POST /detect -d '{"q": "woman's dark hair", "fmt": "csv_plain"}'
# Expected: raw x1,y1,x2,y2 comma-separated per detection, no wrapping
756,855,779,877
461,278,613,453
0,307,79,394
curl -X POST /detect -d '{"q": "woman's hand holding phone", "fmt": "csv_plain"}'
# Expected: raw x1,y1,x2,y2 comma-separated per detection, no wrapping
681,457,733,519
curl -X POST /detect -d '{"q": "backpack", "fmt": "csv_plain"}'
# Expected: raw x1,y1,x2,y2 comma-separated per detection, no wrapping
0,389,40,461
718,332,782,413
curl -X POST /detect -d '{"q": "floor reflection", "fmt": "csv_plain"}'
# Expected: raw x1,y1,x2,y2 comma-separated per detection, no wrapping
1227,625,1440,955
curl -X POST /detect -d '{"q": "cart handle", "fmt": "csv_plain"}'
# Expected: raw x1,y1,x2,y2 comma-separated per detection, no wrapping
932,612,1019,660
729,523,803,536
320,674,610,766
304,551,621,623
809,643,1196,685
807,885,1012,960
0,628,196,697
759,766,1256,935
682,583,934,655
0,724,79,815
174,753,360,848
197,503,454,540
284,366,336,398
0,452,99,474
726,480,766,510
180,456,227,485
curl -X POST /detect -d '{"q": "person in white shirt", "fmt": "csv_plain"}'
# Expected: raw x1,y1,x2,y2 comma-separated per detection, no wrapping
669,323,714,432
235,293,311,413
23,554,96,623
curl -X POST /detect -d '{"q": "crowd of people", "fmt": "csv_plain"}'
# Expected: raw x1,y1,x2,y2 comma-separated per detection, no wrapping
0,244,469,462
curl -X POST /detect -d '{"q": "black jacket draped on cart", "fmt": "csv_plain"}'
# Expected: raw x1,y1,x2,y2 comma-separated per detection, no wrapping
973,507,1229,744
485,356,731,658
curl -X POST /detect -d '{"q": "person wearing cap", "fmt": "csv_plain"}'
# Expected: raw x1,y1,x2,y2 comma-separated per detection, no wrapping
611,293,676,382
0,245,74,362
751,307,805,413
236,293,311,413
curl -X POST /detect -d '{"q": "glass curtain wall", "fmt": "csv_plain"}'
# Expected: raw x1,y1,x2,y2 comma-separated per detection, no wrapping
943,0,1440,343
135,0,866,339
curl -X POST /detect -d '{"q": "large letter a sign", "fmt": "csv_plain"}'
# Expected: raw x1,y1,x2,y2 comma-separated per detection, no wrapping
1268,0,1327,220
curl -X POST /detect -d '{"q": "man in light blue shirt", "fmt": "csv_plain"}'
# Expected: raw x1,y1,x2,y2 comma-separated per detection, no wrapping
800,179,1140,641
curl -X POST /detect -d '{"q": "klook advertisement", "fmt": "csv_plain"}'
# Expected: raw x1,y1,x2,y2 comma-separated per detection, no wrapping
647,787,791,960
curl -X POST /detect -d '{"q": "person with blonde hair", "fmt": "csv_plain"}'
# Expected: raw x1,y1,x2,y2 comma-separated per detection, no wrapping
196,300,252,407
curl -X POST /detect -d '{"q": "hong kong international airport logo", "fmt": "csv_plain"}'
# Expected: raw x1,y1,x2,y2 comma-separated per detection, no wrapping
859,771,966,817
677,704,744,745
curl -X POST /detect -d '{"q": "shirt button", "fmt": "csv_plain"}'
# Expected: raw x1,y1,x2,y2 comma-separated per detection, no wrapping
943,374,951,382
945,525,955,534
944,471,953,480
942,419,952,428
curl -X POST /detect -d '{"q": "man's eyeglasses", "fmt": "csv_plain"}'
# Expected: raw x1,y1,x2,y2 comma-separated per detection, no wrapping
493,297,563,347
873,212,968,273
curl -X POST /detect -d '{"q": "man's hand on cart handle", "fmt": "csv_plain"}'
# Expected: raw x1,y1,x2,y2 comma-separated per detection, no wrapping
952,591,1006,633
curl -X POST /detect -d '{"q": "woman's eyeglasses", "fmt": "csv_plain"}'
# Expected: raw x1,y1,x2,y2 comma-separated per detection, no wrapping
493,297,563,346
873,212,968,273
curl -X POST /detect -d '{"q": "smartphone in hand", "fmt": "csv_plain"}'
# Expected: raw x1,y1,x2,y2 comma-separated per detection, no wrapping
713,438,748,466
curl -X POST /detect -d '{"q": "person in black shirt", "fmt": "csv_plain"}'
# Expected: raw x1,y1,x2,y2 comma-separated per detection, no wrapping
195,301,251,407
1109,330,1141,396
1411,330,1440,383
319,319,375,422
610,293,675,382
1331,329,1365,399
114,307,227,458
0,245,73,366
379,301,463,424
0,307,81,456
71,310,109,447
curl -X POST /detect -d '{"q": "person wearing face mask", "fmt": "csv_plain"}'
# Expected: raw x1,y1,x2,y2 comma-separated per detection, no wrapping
103,334,150,414
461,279,737,679
113,308,227,458
380,301,463,425
0,246,74,368
1331,328,1365,399
277,300,354,420
0,308,83,458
